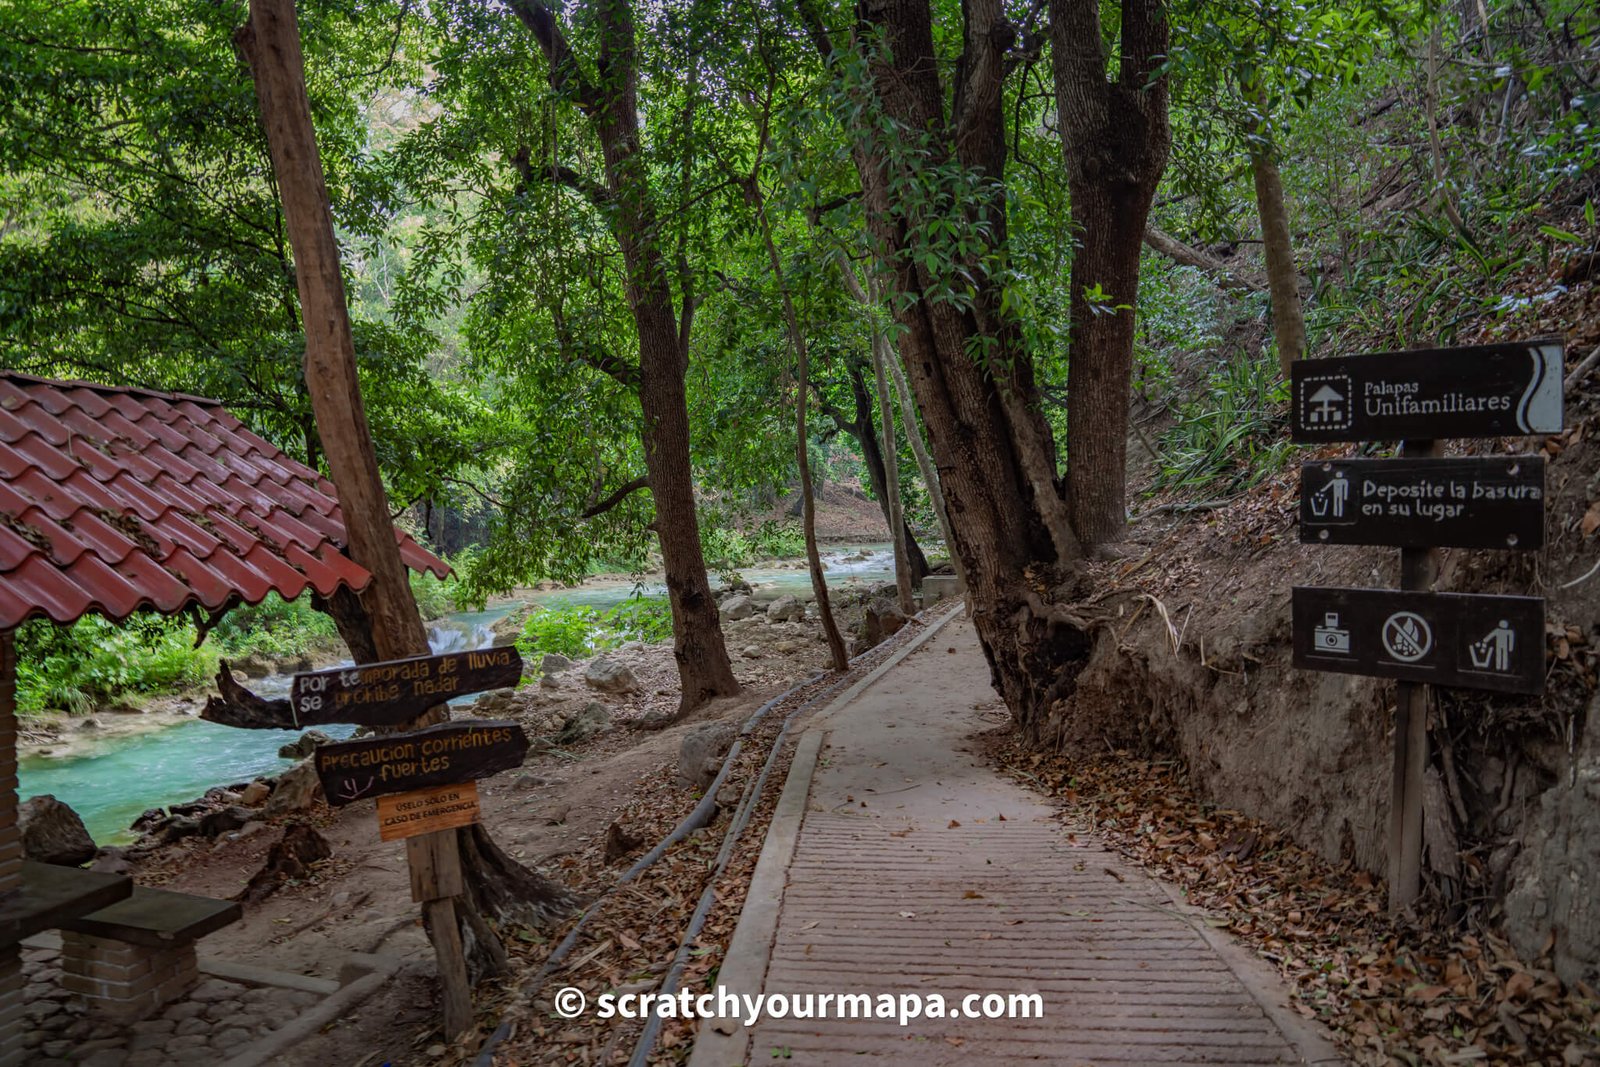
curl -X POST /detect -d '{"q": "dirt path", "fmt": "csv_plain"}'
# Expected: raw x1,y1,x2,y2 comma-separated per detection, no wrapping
692,614,1343,1066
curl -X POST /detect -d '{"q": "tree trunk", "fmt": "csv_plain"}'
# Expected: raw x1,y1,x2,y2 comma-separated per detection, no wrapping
870,314,916,612
1143,226,1265,293
1052,0,1172,548
1244,87,1307,379
750,181,850,672
835,361,930,581
884,336,958,570
798,0,1092,738
833,251,957,571
512,0,739,714
236,0,573,986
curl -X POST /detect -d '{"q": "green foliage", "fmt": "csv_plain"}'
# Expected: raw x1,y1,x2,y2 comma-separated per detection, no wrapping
14,614,217,717
1153,355,1294,496
207,594,341,662
515,595,676,664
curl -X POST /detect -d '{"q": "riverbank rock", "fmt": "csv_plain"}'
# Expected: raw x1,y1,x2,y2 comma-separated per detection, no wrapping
765,595,804,623
474,689,515,715
19,795,96,866
200,806,254,838
677,721,739,791
721,594,755,621
584,658,639,694
263,759,323,816
276,730,331,760
239,780,271,806
555,703,612,745
541,652,573,674
864,598,910,646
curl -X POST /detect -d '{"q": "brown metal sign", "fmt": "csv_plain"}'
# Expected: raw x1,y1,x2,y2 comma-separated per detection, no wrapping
1290,340,1564,443
1299,456,1545,550
1292,587,1544,694
313,719,529,806
290,647,523,728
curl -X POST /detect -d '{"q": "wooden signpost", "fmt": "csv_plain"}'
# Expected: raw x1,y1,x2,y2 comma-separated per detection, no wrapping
1291,339,1561,913
288,648,526,1039
1290,339,1564,442
313,720,528,805
376,782,482,842
290,647,522,728
1291,587,1544,694
1299,457,1545,549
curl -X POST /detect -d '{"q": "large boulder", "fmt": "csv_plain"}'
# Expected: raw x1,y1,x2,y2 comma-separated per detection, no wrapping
765,595,805,623
238,780,271,807
264,759,324,817
19,795,96,866
721,595,755,621
277,729,332,760
555,703,613,745
861,598,910,649
584,657,640,694
541,651,573,674
677,720,740,791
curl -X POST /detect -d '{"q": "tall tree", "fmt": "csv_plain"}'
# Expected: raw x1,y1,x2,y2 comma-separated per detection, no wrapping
747,176,850,670
1052,0,1172,546
796,0,1096,737
507,0,740,713
236,0,572,1017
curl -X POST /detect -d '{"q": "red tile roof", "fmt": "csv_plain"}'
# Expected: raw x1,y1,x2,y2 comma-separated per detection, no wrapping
0,373,449,629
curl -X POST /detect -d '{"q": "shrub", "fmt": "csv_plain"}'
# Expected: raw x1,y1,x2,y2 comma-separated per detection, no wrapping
1153,354,1295,497
14,614,218,717
514,595,676,665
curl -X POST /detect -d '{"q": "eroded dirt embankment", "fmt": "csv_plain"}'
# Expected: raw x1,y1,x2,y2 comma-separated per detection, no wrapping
1051,311,1600,983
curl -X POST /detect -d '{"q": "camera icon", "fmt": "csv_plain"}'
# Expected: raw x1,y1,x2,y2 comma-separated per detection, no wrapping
1313,612,1351,654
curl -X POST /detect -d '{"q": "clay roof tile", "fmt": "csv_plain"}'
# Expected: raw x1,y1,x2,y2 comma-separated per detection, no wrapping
0,374,447,629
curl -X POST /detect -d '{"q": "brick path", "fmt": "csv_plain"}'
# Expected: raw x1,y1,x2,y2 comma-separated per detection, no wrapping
694,613,1342,1066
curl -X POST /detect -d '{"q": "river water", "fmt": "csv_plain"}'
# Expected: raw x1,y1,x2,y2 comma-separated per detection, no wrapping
18,546,898,843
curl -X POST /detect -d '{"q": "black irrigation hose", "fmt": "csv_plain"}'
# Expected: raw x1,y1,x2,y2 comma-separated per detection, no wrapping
474,613,934,1067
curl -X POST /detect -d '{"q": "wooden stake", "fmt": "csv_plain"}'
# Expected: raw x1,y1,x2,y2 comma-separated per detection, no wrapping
1389,439,1443,914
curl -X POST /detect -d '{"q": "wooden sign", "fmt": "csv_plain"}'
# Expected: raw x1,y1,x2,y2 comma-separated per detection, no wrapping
1293,587,1544,694
290,647,523,728
376,782,480,842
314,719,529,806
1300,456,1545,549
1290,340,1564,443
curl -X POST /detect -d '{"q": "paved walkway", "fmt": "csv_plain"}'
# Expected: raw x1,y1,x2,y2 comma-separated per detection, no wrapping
693,610,1342,1066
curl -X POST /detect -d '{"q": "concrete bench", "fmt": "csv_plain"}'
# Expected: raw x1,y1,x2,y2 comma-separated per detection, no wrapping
58,885,241,1021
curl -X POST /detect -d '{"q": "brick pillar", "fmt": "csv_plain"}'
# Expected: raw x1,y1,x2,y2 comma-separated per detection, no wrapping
0,632,25,1067
60,933,200,1022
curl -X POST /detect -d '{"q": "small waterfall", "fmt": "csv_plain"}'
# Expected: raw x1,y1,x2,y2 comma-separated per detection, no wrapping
426,620,498,655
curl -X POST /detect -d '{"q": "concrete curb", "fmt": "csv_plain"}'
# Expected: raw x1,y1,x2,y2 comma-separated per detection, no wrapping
216,952,405,1067
687,603,965,1067
1156,885,1347,1065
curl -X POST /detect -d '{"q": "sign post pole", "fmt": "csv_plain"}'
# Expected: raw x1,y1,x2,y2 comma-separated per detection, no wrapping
1389,439,1443,914
409,832,472,1037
